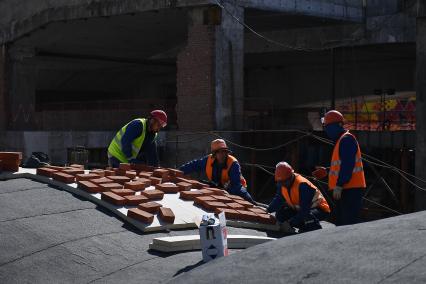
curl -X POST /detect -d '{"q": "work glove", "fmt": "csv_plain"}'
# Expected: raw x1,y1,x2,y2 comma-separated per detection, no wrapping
279,221,296,233
312,166,328,180
332,186,343,200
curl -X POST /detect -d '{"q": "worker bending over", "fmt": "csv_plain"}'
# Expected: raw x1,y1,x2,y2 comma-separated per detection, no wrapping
107,110,167,168
267,162,330,233
313,110,366,225
179,139,255,203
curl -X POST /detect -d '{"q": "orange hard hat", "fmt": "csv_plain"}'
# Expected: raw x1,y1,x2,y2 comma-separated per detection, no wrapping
322,110,344,126
275,162,294,182
211,139,230,153
150,110,168,127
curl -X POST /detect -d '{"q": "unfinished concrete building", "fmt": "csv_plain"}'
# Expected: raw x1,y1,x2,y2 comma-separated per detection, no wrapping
0,1,424,213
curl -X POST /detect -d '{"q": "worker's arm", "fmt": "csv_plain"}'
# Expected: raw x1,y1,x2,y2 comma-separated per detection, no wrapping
267,183,285,213
120,120,143,160
179,156,208,175
337,135,358,187
227,162,255,203
288,183,316,226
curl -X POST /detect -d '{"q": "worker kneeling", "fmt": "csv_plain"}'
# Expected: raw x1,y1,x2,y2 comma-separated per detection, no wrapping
179,139,255,203
267,162,330,233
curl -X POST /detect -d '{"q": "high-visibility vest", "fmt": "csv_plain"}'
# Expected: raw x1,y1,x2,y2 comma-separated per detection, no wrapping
328,131,366,190
205,154,247,188
107,118,156,163
281,174,330,213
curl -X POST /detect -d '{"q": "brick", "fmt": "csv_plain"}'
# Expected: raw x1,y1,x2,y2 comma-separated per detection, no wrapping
107,175,131,185
226,202,246,210
149,177,162,185
140,190,164,200
132,164,155,172
104,170,116,177
256,213,276,224
125,180,148,191
159,207,175,223
127,208,154,224
155,183,179,193
249,207,268,215
62,169,84,176
78,181,103,193
194,196,216,206
153,168,170,179
75,173,100,182
214,208,240,219
237,210,258,222
179,190,203,201
211,195,233,203
123,195,150,206
99,183,123,191
168,168,184,177
125,171,137,179
36,167,57,178
197,189,214,196
176,182,192,191
52,172,75,184
70,164,84,170
206,188,226,196
203,201,229,212
116,169,127,176
111,188,135,196
228,194,245,201
89,169,105,177
190,181,207,189
47,166,66,171
119,163,132,171
0,161,20,172
0,152,22,161
101,192,126,206
139,172,153,179
138,201,162,213
91,177,113,184
235,200,254,208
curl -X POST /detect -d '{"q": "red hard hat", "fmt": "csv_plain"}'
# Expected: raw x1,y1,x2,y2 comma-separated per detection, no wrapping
275,162,294,182
211,139,230,153
150,110,167,127
322,110,344,126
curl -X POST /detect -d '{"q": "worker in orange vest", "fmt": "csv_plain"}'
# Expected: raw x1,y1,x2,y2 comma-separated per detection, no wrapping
179,139,255,203
313,110,366,225
266,162,330,233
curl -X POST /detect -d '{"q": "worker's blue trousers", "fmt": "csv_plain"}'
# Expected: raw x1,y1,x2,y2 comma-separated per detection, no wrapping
334,188,363,226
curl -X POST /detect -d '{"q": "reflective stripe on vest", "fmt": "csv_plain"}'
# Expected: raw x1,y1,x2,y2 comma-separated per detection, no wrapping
205,154,247,188
328,131,366,190
281,174,330,213
107,118,151,163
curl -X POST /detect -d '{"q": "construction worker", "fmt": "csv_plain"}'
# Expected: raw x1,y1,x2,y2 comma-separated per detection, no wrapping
267,162,330,233
179,139,255,203
107,110,167,168
313,110,366,226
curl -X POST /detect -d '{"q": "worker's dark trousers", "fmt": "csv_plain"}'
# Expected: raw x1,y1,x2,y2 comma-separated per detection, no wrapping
334,188,364,226
275,207,329,232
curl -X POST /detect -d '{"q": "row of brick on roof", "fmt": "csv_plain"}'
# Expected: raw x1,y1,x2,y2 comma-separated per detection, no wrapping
35,163,276,225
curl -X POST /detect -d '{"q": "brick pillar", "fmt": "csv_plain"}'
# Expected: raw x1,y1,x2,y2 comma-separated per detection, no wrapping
176,4,244,131
416,15,426,210
0,45,8,130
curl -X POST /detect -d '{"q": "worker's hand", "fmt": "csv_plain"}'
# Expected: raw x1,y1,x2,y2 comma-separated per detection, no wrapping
312,166,328,180
279,221,296,233
332,186,343,200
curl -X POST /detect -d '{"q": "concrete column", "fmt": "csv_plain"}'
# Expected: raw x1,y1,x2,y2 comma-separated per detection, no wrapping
0,45,8,130
415,15,426,210
176,3,244,131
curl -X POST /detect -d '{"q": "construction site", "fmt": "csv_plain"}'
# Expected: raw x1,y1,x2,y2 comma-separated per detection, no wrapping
0,0,426,283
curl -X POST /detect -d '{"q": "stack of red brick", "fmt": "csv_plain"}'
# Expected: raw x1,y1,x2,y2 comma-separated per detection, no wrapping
35,162,275,225
0,152,23,172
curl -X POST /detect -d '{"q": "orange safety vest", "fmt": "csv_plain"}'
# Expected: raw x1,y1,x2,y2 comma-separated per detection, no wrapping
281,174,330,213
205,154,247,188
328,131,366,190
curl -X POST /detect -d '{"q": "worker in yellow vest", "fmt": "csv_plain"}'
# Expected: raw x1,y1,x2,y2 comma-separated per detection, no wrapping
179,139,255,203
313,110,366,225
267,162,330,233
107,110,167,168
